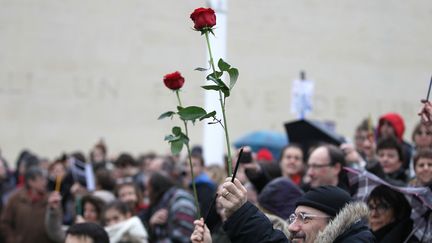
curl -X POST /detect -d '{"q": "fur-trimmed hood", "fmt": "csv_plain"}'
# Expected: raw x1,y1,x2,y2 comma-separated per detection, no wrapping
314,201,371,243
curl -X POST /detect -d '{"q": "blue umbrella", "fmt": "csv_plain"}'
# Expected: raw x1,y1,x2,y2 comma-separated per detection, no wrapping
233,130,289,159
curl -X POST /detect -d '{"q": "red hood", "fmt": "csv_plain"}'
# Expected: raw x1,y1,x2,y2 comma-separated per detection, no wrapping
378,113,405,140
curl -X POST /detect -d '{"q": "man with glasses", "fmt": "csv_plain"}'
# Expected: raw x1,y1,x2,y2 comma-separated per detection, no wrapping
191,183,374,243
304,145,351,193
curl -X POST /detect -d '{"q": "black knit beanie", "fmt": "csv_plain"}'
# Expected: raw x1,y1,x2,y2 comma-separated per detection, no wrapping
295,186,351,217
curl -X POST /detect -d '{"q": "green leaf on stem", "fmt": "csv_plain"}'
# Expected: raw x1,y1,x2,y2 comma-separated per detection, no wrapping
177,106,184,111
228,68,239,89
199,111,217,121
170,139,183,155
172,126,182,136
164,134,178,142
201,85,222,91
158,111,176,120
218,58,231,72
179,133,190,144
194,67,208,72
178,106,207,121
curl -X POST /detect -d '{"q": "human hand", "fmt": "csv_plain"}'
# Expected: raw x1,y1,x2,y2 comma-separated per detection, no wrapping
419,99,432,125
75,215,85,224
70,182,87,197
190,218,212,243
150,208,168,226
216,177,247,219
47,191,62,209
240,147,261,173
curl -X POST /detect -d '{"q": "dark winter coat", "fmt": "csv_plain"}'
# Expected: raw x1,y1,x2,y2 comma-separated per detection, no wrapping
223,201,374,243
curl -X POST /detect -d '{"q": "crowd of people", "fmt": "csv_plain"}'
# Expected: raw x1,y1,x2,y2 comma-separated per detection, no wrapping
0,102,431,243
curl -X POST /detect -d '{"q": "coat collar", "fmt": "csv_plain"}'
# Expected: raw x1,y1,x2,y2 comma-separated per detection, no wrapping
314,201,369,243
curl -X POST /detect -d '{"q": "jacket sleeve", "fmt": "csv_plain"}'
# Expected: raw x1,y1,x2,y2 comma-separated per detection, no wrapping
0,193,17,243
44,207,66,243
223,202,289,243
245,166,271,193
168,196,196,243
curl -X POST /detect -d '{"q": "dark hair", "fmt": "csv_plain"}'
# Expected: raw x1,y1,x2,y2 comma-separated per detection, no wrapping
24,166,45,188
412,122,432,142
48,160,66,173
105,200,132,216
66,222,109,243
367,185,411,221
94,142,107,156
114,153,136,168
191,154,205,167
356,118,369,132
71,152,87,163
278,143,304,163
81,195,106,221
148,172,175,205
96,169,115,191
324,144,346,167
376,137,403,162
413,148,432,168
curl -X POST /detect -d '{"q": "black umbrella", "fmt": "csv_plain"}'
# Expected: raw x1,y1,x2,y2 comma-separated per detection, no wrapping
284,119,345,154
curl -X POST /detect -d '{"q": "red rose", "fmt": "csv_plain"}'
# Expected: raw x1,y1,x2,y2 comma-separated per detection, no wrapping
190,8,216,31
163,71,185,90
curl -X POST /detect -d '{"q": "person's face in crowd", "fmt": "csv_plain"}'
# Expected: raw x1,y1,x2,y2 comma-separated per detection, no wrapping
18,162,26,175
362,134,376,160
184,157,203,180
116,165,138,178
65,235,93,243
288,205,330,243
354,130,369,154
0,160,6,180
104,208,130,226
118,185,138,207
51,162,66,180
377,148,402,174
192,157,203,177
414,125,432,149
146,157,164,174
306,147,340,188
415,157,432,185
91,147,105,164
368,199,395,231
379,121,396,138
39,159,50,171
28,175,47,193
83,202,99,223
280,147,304,177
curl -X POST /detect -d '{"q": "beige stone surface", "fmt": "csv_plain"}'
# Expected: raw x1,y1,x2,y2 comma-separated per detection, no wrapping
1,0,431,162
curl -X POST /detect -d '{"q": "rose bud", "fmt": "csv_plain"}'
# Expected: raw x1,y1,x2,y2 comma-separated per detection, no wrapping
190,8,216,31
163,71,185,90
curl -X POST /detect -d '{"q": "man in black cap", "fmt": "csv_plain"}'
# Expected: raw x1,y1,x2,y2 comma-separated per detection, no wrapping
191,179,374,243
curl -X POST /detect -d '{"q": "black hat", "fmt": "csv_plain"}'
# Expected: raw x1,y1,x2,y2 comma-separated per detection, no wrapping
295,186,351,217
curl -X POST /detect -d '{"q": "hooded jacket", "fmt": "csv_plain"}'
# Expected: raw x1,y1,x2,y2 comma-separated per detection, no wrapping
378,113,413,169
378,113,405,141
105,216,149,243
223,201,374,243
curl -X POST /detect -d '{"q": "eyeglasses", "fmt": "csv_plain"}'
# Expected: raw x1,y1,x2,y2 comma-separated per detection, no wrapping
307,163,332,169
368,203,390,214
284,155,302,161
288,212,330,225
415,130,432,136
